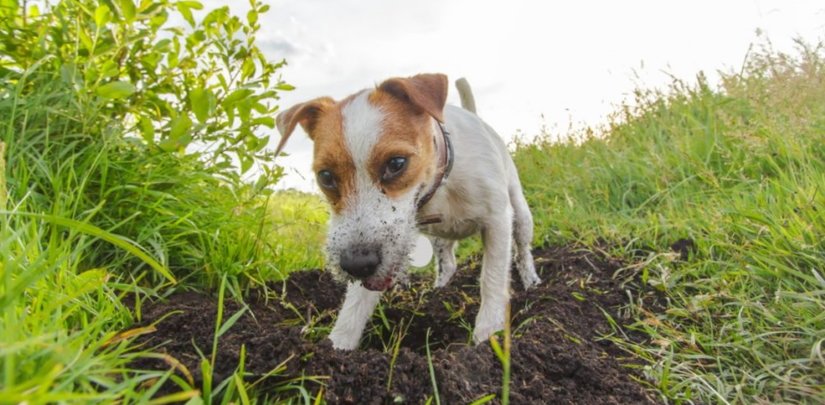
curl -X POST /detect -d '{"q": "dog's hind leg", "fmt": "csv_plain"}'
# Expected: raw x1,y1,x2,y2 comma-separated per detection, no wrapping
328,282,382,350
510,183,541,289
431,237,458,288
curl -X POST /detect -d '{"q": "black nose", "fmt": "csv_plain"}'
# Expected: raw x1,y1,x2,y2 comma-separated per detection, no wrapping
340,246,381,278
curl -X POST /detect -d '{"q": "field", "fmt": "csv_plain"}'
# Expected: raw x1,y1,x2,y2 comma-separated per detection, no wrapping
2,1,824,404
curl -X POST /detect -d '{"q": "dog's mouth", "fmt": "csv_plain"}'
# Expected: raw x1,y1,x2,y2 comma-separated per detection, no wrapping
359,263,404,291
362,274,394,291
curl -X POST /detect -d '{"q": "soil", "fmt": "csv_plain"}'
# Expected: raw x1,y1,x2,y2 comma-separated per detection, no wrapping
130,245,666,404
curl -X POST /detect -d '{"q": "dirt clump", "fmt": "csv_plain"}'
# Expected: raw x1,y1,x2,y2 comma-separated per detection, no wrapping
131,245,661,404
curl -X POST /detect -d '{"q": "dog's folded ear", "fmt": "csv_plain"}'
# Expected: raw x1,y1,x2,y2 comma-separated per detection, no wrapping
275,97,335,156
378,73,448,122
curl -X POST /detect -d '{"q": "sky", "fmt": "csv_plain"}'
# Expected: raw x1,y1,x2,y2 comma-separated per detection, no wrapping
206,0,825,192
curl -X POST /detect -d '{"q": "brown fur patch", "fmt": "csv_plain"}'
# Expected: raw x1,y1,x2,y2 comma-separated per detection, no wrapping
377,74,448,122
309,103,355,214
275,97,335,156
367,90,436,199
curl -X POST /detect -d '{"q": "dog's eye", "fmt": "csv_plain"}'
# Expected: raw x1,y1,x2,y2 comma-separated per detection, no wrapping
317,170,337,190
382,156,407,181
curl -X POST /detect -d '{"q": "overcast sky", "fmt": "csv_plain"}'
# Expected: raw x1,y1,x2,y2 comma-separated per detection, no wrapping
206,0,825,191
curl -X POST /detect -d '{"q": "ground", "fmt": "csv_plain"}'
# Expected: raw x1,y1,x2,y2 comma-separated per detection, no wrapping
132,245,670,404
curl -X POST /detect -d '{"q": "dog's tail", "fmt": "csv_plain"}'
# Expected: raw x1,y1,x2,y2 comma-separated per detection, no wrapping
455,77,477,114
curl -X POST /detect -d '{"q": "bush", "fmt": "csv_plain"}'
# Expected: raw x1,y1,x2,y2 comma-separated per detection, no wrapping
0,0,295,286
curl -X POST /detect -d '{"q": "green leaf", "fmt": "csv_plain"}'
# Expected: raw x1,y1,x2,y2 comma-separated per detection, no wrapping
176,2,195,26
179,1,204,10
119,0,136,21
222,88,253,106
139,117,155,144
99,60,119,79
158,138,179,152
189,87,214,123
237,100,251,123
96,81,136,99
153,38,172,52
251,116,275,128
247,9,258,26
176,1,202,27
239,153,253,173
94,4,112,26
78,27,93,51
241,57,255,80
169,114,193,142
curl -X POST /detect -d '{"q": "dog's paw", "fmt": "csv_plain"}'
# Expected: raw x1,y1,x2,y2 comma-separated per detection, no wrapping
328,329,360,350
472,309,505,344
518,261,541,290
434,263,457,288
521,272,541,290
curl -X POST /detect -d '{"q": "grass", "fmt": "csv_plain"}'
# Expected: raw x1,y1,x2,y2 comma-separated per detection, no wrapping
0,8,323,402
513,40,825,403
264,191,328,276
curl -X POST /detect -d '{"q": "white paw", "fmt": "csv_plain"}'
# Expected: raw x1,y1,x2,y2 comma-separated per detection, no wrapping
473,309,505,344
521,272,541,290
518,262,541,290
435,263,457,288
328,326,361,350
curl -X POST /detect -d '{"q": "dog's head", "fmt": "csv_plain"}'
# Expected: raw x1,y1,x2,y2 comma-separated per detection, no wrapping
276,74,448,291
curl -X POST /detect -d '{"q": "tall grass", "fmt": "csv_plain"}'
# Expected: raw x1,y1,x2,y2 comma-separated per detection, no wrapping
0,53,326,405
0,1,324,402
514,40,825,403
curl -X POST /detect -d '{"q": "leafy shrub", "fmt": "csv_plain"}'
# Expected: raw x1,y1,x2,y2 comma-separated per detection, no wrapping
0,0,297,286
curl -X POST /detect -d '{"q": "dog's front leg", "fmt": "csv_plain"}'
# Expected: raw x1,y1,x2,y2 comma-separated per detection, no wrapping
473,207,513,344
328,281,382,350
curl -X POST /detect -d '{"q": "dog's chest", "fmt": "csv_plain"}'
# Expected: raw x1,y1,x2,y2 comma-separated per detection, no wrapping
418,217,480,240
416,186,482,240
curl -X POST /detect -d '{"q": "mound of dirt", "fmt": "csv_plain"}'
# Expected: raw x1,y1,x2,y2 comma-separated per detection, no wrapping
131,246,662,404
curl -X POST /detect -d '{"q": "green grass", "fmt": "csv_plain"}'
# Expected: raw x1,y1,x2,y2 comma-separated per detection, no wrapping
265,191,328,276
513,41,825,403
0,13,323,402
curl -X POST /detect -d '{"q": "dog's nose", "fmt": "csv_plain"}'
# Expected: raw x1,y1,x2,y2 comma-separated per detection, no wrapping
340,246,381,278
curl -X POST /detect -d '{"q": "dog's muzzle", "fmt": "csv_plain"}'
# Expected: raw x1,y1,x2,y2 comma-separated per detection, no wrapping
338,244,396,291
339,245,381,278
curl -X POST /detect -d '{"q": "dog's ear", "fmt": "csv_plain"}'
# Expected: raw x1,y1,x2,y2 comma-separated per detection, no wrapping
378,73,448,122
275,97,335,156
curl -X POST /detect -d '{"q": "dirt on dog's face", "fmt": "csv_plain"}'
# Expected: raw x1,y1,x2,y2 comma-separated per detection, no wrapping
275,74,448,291
318,90,439,290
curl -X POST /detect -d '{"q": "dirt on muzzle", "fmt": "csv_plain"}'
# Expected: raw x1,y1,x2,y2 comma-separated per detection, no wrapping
130,245,666,404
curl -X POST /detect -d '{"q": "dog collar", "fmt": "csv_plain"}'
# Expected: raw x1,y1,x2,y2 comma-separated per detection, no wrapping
415,121,454,224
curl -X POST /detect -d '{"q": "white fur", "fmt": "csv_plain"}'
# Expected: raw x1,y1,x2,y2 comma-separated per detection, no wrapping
326,92,422,348
328,282,382,350
326,97,540,350
341,91,383,171
431,237,457,288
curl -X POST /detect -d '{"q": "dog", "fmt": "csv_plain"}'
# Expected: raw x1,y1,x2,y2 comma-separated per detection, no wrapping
275,74,540,350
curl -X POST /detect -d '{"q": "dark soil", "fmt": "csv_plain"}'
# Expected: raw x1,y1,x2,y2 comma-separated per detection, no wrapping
131,245,664,404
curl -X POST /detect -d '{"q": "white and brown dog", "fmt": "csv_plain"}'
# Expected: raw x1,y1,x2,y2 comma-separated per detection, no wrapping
275,74,540,350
